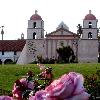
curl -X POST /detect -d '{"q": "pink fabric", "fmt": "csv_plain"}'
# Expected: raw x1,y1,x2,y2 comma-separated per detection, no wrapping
30,72,90,100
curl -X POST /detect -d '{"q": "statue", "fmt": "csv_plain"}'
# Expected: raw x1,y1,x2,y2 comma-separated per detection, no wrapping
77,24,83,37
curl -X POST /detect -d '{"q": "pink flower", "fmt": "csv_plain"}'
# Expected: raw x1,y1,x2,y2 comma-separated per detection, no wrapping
30,72,90,100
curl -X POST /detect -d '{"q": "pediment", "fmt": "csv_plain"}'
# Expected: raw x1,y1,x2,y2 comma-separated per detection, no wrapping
46,28,76,37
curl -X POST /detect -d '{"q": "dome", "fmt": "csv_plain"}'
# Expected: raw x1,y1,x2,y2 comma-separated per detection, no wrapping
30,10,42,20
56,21,69,30
84,10,96,20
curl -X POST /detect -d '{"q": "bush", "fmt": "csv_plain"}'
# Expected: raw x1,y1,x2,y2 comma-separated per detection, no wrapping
84,70,100,99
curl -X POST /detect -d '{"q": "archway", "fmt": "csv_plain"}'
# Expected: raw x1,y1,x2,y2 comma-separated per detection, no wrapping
33,32,36,39
4,59,13,64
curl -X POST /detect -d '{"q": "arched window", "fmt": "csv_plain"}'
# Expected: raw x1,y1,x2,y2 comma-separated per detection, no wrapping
89,22,92,28
88,32,92,39
33,32,36,39
33,22,36,28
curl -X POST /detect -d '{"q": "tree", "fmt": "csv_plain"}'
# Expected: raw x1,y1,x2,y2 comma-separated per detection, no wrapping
56,46,75,63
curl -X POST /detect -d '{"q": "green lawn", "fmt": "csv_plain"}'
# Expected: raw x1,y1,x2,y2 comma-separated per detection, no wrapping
0,63,100,92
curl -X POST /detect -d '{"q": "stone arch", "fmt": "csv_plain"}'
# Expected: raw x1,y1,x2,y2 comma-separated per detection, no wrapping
89,22,92,28
88,32,92,39
33,22,36,28
4,59,13,64
33,32,36,39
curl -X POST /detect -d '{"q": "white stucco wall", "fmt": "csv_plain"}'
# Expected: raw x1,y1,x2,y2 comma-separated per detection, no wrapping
0,51,21,63
82,29,98,39
28,20,44,28
78,39,98,63
46,39,75,59
83,20,98,28
27,29,44,39
26,39,46,63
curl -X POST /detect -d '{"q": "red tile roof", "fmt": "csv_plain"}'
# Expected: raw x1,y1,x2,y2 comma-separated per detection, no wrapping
0,40,26,51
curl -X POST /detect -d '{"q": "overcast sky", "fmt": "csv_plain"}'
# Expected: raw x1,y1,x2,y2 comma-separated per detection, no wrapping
0,0,100,40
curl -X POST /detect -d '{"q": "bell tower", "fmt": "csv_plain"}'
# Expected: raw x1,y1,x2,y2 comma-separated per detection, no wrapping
82,10,98,39
78,10,98,63
27,10,44,39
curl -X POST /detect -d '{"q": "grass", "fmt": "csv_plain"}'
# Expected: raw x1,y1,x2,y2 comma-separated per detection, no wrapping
0,63,100,92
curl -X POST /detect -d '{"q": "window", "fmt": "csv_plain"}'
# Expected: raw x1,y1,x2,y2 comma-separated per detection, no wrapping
33,32,36,39
33,22,36,28
14,51,16,55
88,32,92,39
89,22,92,28
2,51,4,55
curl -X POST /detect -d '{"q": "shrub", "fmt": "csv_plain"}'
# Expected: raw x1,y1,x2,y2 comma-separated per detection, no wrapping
84,70,100,99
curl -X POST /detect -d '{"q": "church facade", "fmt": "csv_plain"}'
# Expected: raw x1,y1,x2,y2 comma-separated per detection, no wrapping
17,10,99,64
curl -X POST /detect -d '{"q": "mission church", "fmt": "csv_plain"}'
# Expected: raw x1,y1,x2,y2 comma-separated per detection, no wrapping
0,10,99,64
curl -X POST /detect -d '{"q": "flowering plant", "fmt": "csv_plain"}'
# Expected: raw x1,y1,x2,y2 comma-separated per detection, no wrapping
84,70,100,99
